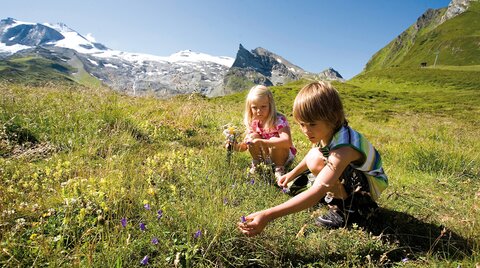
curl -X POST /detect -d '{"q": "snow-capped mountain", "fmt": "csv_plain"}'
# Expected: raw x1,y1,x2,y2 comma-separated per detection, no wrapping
1,18,343,97
0,18,235,97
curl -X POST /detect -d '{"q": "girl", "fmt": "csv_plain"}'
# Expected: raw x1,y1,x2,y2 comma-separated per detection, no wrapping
238,81,388,235
233,85,296,179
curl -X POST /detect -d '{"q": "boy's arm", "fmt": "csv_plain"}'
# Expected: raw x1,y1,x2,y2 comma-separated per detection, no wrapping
239,146,360,236
277,156,308,187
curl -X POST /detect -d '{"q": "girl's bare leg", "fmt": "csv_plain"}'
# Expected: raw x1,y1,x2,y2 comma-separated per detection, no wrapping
270,147,290,167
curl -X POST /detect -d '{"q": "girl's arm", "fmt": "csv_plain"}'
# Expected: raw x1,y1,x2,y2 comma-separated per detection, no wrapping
252,126,292,149
233,142,248,152
238,146,361,236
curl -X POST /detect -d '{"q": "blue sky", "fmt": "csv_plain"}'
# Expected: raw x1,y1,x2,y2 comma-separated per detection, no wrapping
2,0,451,79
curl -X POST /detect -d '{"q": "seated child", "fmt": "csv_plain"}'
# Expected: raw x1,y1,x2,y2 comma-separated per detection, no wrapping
232,85,296,179
238,81,388,234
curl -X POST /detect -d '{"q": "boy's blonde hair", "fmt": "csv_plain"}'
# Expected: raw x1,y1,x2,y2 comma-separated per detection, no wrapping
244,85,277,130
293,81,346,130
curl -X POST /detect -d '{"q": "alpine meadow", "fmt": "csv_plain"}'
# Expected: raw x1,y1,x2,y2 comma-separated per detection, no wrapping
1,1,480,268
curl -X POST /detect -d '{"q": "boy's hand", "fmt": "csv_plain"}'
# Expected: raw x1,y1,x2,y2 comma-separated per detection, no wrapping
237,211,270,236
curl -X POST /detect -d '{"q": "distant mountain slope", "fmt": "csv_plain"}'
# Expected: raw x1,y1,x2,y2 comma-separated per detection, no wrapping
0,18,236,97
0,18,343,97
364,0,480,72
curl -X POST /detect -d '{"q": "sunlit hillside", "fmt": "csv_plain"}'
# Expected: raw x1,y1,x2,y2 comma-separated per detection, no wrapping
365,2,480,71
1,65,479,266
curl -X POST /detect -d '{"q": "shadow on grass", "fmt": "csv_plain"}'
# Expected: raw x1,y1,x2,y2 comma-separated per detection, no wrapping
362,207,474,261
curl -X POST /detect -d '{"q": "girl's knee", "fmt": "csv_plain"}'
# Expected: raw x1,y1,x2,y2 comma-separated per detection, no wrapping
270,147,290,164
247,133,261,140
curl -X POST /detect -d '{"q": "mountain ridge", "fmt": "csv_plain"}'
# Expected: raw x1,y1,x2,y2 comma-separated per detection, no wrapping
363,0,480,72
0,18,342,97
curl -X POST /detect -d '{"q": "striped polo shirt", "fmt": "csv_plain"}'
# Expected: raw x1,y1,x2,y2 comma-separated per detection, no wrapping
321,125,388,201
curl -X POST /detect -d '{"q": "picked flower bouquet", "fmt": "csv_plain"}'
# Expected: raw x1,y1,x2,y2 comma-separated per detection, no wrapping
222,124,242,163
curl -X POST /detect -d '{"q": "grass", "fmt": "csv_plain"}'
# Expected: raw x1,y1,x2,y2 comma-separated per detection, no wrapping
0,67,479,267
0,56,76,86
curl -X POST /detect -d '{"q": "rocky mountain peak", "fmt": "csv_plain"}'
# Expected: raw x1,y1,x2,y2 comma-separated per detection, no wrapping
1,22,64,46
415,8,443,30
440,0,473,23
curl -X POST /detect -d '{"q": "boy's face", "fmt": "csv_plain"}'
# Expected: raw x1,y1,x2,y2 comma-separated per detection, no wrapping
250,96,270,122
297,120,333,145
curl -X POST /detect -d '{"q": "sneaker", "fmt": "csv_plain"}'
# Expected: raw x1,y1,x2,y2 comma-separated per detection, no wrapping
249,163,258,175
315,205,346,228
274,166,285,180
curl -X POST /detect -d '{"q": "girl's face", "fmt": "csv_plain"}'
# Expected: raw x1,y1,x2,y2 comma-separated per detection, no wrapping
297,120,334,146
250,96,270,122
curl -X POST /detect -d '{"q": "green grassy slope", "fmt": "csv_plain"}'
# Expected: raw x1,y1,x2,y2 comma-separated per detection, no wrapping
0,54,104,88
0,56,76,86
1,66,479,267
365,2,480,71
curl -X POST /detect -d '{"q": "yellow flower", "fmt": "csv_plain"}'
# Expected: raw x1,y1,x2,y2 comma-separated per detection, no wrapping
45,167,51,176
169,184,177,195
29,233,38,240
147,187,156,196
143,199,149,205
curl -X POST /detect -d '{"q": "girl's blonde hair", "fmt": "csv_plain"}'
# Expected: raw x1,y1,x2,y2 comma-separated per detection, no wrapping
244,85,277,130
293,81,346,130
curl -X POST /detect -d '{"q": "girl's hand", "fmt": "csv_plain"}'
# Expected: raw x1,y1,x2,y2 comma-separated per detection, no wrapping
237,211,270,236
249,138,263,147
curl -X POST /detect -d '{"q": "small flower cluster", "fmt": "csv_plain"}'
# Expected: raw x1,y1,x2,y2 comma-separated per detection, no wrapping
222,124,242,152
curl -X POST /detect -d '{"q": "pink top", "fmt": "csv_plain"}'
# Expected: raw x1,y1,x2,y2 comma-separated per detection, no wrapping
249,114,297,155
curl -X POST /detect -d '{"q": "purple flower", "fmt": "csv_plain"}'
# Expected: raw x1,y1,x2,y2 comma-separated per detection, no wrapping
157,210,163,220
240,216,247,223
151,237,159,245
223,197,228,205
249,179,255,185
140,255,149,265
121,218,127,228
140,222,146,231
401,257,409,263
144,203,151,210
194,230,202,239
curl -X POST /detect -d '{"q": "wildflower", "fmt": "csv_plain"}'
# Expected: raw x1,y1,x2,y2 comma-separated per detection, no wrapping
140,255,149,265
250,179,255,185
401,257,409,263
157,210,163,220
240,216,247,224
194,230,202,239
147,187,155,196
29,233,38,241
140,222,146,231
144,203,151,210
151,237,159,245
121,218,127,228
223,197,228,205
282,188,289,194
